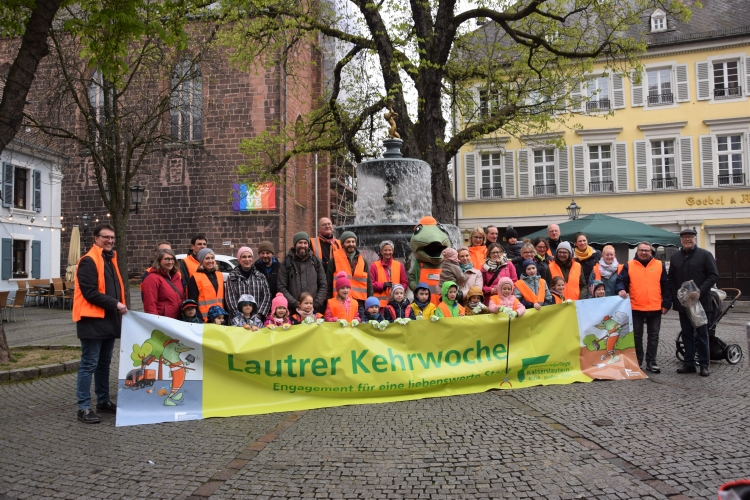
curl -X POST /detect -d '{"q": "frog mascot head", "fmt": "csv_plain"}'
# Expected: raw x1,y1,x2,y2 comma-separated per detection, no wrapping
408,216,451,305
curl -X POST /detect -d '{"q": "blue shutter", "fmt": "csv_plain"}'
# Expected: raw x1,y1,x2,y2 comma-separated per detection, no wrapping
1,239,12,280
1,163,12,208
31,241,41,279
33,170,42,212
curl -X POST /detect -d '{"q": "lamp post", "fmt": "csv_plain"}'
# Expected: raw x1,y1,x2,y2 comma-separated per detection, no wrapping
566,199,581,220
130,183,145,214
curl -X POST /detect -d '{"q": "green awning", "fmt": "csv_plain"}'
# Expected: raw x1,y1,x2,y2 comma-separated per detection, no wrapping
523,213,681,247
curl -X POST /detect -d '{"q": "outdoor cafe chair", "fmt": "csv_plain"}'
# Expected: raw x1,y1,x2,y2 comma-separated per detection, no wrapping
0,290,8,321
6,289,27,321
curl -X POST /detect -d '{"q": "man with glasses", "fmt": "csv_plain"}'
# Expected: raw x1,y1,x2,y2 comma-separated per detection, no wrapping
310,217,341,269
616,241,671,373
668,228,718,377
73,224,128,423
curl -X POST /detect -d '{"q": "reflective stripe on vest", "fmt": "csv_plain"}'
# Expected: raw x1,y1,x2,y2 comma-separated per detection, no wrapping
194,272,224,322
515,279,547,304
593,263,624,281
373,259,402,306
548,261,582,300
310,237,341,262
327,298,358,322
627,258,663,311
469,246,486,271
418,262,442,306
183,255,200,278
73,246,126,322
333,248,368,300
437,301,464,318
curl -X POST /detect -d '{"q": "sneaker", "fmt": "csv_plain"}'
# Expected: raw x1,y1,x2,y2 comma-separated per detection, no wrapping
647,363,661,374
676,364,697,374
96,401,117,414
77,409,101,424
699,366,710,377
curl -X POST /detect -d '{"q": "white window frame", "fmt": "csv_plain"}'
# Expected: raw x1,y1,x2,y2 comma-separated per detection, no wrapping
716,134,745,186
479,151,503,199
584,75,611,113
587,144,614,193
650,9,667,33
649,139,678,190
696,53,750,103
478,88,500,120
532,148,556,196
699,118,750,188
646,67,674,106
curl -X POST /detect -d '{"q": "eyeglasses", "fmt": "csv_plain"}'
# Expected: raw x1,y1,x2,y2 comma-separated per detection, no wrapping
97,235,115,240
490,251,502,256
636,249,651,253
162,258,175,262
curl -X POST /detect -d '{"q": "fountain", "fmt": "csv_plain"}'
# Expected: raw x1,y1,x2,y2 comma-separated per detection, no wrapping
336,105,462,267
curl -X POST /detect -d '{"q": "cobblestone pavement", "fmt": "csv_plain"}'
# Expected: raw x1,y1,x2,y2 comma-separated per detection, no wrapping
1,302,748,499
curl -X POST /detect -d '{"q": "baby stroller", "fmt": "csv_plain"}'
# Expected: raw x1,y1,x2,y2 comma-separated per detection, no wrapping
675,288,743,365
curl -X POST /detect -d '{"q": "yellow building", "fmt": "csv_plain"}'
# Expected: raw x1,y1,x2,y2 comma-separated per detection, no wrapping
457,1,750,294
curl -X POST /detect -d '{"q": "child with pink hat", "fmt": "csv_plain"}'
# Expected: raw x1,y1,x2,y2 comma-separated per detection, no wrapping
488,276,526,317
265,292,292,328
324,271,361,323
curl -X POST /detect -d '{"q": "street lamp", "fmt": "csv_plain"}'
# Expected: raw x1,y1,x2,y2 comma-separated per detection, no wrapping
130,183,145,214
566,199,581,220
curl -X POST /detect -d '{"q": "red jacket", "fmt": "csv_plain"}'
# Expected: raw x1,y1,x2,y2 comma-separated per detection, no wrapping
142,268,184,320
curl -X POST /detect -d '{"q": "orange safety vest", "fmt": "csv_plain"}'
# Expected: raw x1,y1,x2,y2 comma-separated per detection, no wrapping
592,263,624,281
627,258,664,312
373,259,402,306
552,293,564,304
437,301,465,317
332,248,368,300
183,254,200,278
468,245,487,270
310,237,341,262
73,246,126,322
327,297,359,322
548,261,582,300
489,295,522,311
515,279,547,304
417,262,442,306
193,271,224,322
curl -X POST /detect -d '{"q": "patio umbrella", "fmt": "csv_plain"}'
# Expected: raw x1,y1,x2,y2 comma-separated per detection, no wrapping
523,213,681,248
66,226,81,282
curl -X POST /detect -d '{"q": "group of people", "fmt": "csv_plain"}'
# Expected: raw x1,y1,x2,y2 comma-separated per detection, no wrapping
72,217,719,424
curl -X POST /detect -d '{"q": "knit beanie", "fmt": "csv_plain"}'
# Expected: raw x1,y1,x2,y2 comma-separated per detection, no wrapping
271,292,288,312
441,247,459,264
506,225,519,239
364,296,380,310
340,231,357,244
237,246,253,260
293,232,310,247
196,248,214,265
497,276,515,291
258,240,274,254
335,271,351,290
522,259,537,272
390,283,405,300
556,241,572,255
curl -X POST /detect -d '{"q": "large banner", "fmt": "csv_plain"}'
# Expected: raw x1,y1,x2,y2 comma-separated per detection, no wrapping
116,297,645,426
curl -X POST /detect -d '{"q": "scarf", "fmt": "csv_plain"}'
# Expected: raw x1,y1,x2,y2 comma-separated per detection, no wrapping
536,254,547,261
317,233,337,244
459,262,473,272
296,308,316,320
414,297,430,310
598,257,620,278
483,255,507,271
574,246,594,261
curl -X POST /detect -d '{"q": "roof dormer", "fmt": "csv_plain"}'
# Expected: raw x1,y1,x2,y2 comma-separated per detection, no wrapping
650,8,667,33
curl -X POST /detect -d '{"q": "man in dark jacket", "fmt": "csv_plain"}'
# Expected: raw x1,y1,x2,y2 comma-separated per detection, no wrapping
73,224,128,424
277,232,328,313
254,240,280,297
668,228,719,377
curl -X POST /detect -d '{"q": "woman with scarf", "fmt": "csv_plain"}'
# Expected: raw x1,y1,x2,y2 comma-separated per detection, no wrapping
457,247,483,297
589,245,623,296
142,248,184,319
481,243,517,305
573,233,602,283
467,227,487,270
532,236,553,285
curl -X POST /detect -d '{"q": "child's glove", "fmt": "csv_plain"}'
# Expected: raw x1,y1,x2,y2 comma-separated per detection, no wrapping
369,320,380,328
316,318,325,325
303,316,315,324
282,323,291,331
351,319,360,327
266,324,276,330
508,311,518,319
395,317,411,325
472,305,484,315
565,299,573,304
430,315,440,322
378,320,389,331
338,319,348,327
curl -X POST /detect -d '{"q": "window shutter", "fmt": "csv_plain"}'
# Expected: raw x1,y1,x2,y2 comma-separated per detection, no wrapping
614,141,628,192
612,74,626,109
630,70,644,107
504,150,515,198
464,152,477,199
572,144,586,193
634,140,648,191
744,57,750,97
675,64,690,102
2,163,12,208
1,239,11,280
517,149,530,197
569,82,584,113
699,135,715,187
696,61,711,100
678,136,694,188
31,241,41,279
33,169,42,212
557,146,569,195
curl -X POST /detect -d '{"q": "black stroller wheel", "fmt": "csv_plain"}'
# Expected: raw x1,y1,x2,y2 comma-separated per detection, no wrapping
725,344,743,365
675,333,685,362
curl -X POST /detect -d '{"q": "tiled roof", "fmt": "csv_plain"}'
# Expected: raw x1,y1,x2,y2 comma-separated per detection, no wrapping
641,0,750,46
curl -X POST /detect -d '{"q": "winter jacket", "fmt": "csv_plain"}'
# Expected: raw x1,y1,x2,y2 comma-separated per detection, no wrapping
667,246,718,313
142,268,184,319
460,268,483,296
488,293,526,316
231,313,263,329
254,258,280,297
590,264,622,297
481,262,518,304
410,301,437,319
225,266,271,321
435,281,465,318
383,298,416,322
575,249,602,285
362,310,386,322
513,274,554,308
505,241,525,262
187,268,223,322
74,251,123,340
278,248,329,312
439,261,467,292
369,258,409,294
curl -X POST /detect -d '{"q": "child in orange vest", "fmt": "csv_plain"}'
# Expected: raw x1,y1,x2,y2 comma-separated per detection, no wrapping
488,277,525,317
550,276,567,304
514,260,553,310
324,271,361,324
434,281,465,318
265,293,292,328
291,292,323,325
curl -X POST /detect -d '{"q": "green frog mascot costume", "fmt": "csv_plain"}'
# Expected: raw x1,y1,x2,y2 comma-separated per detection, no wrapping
408,216,451,306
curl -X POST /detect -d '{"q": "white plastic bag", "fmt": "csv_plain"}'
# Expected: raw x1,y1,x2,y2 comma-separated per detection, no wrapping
677,280,707,327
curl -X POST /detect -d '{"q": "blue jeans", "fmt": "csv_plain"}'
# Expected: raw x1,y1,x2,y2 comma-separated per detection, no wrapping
678,311,709,368
76,338,115,410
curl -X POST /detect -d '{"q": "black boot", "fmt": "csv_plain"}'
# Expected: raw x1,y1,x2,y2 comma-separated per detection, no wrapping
699,366,710,377
77,409,101,424
676,364,696,374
